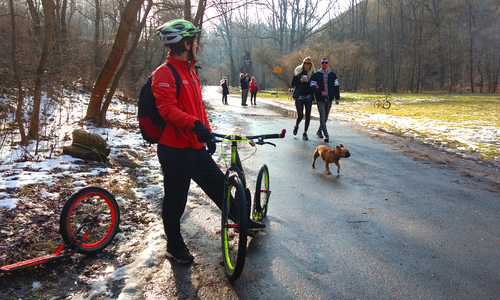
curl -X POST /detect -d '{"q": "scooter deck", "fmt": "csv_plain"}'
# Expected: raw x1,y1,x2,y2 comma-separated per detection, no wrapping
0,253,64,273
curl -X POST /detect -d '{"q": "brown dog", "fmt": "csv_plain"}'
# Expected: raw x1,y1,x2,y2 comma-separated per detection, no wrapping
312,144,351,175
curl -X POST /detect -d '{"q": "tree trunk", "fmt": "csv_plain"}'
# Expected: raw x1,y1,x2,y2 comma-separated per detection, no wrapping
184,0,192,21
28,0,53,145
25,0,42,36
93,0,101,70
10,0,27,144
193,0,206,28
467,0,474,93
97,0,153,125
85,0,143,124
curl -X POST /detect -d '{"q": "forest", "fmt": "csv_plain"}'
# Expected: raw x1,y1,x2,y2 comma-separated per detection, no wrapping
0,0,499,145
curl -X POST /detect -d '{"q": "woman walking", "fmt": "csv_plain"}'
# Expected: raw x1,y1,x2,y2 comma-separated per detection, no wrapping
220,76,229,105
249,77,260,105
290,57,315,140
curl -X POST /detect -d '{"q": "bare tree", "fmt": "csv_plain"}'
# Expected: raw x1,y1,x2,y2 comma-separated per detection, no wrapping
98,0,153,124
28,0,54,148
214,1,238,86
10,0,27,144
26,0,42,36
85,0,143,125
94,0,102,71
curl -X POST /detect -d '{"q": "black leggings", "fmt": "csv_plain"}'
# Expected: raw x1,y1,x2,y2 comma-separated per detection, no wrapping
250,91,257,103
157,144,224,248
222,94,228,104
295,99,312,132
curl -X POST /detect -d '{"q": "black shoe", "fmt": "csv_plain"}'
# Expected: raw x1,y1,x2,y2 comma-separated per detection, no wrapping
165,245,194,264
293,126,298,135
324,136,329,143
302,132,308,140
316,130,323,138
248,219,266,231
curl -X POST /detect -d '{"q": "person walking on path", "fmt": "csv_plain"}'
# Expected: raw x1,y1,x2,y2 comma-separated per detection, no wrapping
240,73,250,106
249,76,260,105
310,57,340,143
152,19,265,264
220,76,229,105
290,57,315,140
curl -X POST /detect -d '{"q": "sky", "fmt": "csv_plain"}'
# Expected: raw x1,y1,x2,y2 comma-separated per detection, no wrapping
203,0,354,30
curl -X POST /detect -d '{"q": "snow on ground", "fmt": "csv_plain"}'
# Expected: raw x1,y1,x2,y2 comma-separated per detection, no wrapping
0,86,497,298
0,87,233,299
259,95,499,166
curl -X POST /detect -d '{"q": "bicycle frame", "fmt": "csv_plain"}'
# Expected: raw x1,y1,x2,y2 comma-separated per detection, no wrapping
214,130,286,189
213,129,285,280
374,93,391,109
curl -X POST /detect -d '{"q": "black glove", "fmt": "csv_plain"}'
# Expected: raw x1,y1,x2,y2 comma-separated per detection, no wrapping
206,140,216,155
193,120,216,155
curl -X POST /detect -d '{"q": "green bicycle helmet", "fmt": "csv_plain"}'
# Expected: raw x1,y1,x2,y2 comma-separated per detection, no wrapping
156,19,202,45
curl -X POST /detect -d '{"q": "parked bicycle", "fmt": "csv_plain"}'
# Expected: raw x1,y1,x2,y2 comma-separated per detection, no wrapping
374,93,391,109
212,129,286,280
0,186,120,273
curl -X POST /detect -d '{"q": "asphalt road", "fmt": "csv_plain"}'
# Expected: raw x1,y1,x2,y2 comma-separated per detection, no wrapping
204,87,499,300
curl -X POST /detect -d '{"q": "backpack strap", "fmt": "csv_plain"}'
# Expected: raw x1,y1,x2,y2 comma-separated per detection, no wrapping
166,62,181,99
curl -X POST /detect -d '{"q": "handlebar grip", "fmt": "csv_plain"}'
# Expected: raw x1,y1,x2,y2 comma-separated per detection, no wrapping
261,129,286,139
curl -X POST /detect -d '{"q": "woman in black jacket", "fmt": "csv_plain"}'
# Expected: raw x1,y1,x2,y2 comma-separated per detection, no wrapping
290,57,315,140
220,76,229,105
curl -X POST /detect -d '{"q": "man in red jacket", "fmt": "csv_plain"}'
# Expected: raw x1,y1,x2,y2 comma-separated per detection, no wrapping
152,20,264,264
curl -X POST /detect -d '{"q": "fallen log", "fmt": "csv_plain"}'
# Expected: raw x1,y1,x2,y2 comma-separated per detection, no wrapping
62,129,110,161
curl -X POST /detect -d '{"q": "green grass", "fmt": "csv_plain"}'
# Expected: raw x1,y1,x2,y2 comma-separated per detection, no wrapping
259,92,500,164
339,93,499,126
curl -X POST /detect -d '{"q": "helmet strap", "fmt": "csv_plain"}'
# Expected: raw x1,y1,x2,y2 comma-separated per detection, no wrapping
185,40,195,64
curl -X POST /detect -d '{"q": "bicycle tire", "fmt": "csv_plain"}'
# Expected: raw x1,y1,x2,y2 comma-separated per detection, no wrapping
221,173,248,280
383,100,391,109
252,164,270,223
374,101,381,109
60,186,120,255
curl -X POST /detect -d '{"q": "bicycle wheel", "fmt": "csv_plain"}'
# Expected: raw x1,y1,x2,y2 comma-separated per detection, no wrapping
252,164,270,223
382,100,391,109
60,186,120,255
221,173,248,280
374,101,381,108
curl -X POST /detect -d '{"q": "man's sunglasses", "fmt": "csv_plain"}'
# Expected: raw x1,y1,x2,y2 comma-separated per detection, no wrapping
321,61,329,64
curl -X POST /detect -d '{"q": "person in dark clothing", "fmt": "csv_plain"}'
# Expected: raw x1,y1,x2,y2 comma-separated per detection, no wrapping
220,76,229,104
153,20,265,264
310,58,340,143
240,73,250,106
290,57,315,140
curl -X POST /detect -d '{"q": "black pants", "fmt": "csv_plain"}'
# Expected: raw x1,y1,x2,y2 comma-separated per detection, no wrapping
295,99,312,132
222,93,228,104
157,144,224,248
250,91,257,104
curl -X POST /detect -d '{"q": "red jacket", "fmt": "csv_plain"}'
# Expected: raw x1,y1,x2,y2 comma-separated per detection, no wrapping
151,56,210,149
250,81,259,92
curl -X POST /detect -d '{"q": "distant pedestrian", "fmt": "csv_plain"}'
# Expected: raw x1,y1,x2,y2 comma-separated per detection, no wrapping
290,57,315,141
249,77,260,105
220,76,229,105
310,57,340,143
240,73,250,106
